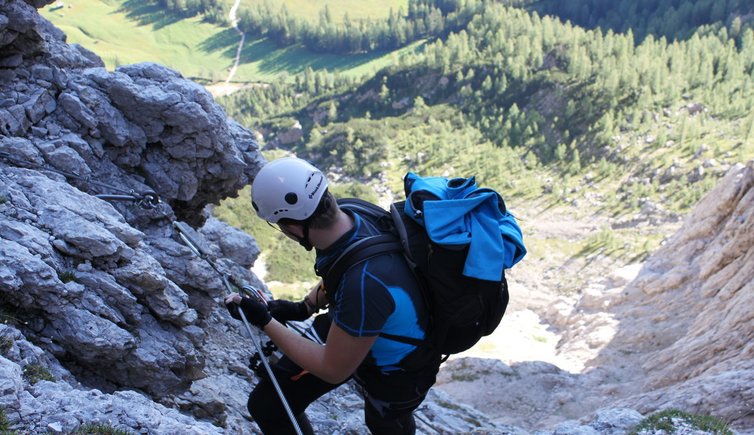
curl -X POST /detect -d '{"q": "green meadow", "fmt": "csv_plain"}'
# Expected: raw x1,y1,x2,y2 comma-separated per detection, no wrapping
41,0,413,82
231,39,423,82
41,0,233,80
230,0,409,22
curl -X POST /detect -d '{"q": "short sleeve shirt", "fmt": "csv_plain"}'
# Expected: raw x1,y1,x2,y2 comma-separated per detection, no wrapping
315,210,427,369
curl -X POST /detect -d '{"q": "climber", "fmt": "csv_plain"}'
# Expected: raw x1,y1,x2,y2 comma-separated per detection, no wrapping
224,157,441,435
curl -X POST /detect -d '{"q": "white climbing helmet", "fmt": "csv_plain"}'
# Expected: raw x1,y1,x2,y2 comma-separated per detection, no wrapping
251,157,329,223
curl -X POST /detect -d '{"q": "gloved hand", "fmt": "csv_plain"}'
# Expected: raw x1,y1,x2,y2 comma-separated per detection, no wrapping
225,295,272,328
268,299,310,323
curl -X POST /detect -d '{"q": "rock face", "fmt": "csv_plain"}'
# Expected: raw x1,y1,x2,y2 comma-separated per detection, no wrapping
1,0,266,431
1,0,262,377
0,1,510,433
605,160,754,428
544,161,754,432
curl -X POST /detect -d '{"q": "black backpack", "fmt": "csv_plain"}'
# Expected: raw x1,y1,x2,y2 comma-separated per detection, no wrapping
319,173,526,357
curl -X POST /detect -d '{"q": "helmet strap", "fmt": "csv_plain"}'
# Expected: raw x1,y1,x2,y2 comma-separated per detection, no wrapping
297,190,330,251
299,221,313,251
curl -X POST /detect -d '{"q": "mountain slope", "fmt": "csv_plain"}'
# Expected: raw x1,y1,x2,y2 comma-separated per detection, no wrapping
545,160,754,430
217,2,754,286
434,160,753,433
0,1,528,432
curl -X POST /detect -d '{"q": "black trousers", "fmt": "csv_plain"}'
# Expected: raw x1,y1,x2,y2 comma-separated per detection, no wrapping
247,354,440,435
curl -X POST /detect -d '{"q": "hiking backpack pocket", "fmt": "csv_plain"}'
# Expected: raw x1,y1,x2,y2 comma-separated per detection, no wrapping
423,241,509,354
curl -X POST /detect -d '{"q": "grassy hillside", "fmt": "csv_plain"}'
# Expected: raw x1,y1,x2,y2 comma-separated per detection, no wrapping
217,1,754,287
229,39,424,82
223,4,754,215
41,0,234,80
39,0,754,293
223,0,409,22
40,0,414,82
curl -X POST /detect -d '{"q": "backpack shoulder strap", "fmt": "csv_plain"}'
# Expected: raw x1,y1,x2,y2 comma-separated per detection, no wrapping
337,198,390,223
323,199,431,350
320,198,403,293
323,234,402,292
322,234,429,349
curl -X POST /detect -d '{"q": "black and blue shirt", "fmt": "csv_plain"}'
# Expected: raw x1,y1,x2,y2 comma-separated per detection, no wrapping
315,210,427,370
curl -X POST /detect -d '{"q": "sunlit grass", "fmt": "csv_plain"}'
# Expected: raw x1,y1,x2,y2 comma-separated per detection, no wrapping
232,0,409,22
40,0,421,83
41,0,234,80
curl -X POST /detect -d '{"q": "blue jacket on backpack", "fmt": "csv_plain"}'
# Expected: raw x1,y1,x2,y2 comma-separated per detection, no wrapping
403,172,526,281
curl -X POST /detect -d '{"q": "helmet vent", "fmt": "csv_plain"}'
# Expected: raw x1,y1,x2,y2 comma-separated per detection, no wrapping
285,192,298,205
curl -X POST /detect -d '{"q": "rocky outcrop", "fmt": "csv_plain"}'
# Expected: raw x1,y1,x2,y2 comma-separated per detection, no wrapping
1,0,268,431
545,161,754,432
609,160,754,428
0,324,224,434
0,1,515,433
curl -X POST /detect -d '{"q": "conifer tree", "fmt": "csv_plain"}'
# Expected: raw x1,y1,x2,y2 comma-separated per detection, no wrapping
327,101,338,125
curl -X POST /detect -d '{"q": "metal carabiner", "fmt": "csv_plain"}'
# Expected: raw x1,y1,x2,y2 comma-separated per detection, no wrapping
137,191,161,210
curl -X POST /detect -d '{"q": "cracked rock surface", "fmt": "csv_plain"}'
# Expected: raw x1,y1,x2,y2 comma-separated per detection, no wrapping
3,0,752,434
0,1,512,433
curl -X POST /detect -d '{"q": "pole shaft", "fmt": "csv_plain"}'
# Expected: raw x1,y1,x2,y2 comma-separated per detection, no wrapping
239,311,303,435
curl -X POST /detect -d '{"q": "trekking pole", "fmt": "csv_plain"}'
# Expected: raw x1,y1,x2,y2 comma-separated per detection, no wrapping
414,410,442,434
172,221,303,435
234,289,304,435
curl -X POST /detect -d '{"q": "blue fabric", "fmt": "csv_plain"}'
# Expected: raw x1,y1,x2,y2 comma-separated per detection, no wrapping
315,210,427,369
369,285,425,368
329,258,425,368
404,172,526,281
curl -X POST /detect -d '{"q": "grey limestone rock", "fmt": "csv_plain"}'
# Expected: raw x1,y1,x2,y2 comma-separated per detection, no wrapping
0,0,269,431
6,0,750,434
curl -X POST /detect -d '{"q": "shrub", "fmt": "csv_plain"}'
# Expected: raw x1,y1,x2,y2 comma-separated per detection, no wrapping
58,270,77,283
71,423,134,435
22,364,54,384
0,408,11,432
630,409,733,434
0,337,12,356
580,227,623,257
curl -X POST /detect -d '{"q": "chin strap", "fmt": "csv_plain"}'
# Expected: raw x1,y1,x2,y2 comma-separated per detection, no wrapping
295,190,330,252
298,220,313,251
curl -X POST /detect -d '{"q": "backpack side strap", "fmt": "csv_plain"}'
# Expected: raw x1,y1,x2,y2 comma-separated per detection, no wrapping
378,331,425,346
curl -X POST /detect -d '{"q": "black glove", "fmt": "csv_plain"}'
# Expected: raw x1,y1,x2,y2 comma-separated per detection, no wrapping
225,296,272,328
268,299,310,323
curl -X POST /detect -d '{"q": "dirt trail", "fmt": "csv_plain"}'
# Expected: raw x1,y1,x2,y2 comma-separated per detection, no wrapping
225,0,244,84
204,0,246,98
